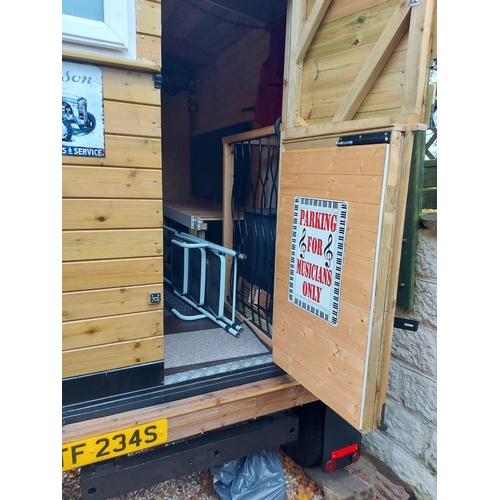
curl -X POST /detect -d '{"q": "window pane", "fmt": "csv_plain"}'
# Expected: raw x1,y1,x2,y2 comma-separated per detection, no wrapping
62,0,104,22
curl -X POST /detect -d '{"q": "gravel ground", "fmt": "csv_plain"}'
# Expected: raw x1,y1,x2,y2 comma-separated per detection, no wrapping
62,448,325,500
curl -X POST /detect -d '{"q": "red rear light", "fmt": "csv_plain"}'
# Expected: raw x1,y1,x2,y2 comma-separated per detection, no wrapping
351,450,361,463
330,443,359,460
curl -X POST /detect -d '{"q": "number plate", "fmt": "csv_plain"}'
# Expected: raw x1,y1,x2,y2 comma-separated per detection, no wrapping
62,419,168,471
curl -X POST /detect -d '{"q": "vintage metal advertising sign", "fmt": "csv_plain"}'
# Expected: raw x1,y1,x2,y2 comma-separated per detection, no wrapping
62,61,105,157
289,197,348,326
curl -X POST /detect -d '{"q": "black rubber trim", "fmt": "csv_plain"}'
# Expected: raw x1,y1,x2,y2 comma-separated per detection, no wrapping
62,362,164,406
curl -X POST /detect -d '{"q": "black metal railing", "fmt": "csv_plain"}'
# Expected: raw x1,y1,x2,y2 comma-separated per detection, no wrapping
229,121,281,338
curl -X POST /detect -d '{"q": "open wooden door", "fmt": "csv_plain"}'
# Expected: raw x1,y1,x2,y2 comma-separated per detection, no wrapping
272,0,435,432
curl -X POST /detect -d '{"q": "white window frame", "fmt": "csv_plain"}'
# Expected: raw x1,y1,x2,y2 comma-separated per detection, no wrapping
62,0,136,59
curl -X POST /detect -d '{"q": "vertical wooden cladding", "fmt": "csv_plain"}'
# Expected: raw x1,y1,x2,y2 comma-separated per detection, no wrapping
275,0,433,432
293,0,435,127
62,0,163,379
273,131,415,433
273,142,389,430
301,0,404,123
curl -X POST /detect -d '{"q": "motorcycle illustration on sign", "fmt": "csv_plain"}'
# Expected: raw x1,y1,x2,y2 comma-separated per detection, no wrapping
62,61,105,157
62,95,96,142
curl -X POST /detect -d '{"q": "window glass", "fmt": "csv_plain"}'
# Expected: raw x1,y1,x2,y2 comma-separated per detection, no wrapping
62,0,136,60
62,0,104,22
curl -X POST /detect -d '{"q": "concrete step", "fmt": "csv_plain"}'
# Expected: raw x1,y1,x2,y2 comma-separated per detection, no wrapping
304,466,375,500
305,447,415,500
347,448,416,500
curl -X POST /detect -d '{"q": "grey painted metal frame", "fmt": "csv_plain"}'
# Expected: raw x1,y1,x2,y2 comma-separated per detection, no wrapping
164,225,244,337
163,205,202,231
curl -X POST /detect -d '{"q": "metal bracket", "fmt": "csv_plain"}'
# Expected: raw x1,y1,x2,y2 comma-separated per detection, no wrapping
153,73,162,89
409,0,421,6
393,317,419,331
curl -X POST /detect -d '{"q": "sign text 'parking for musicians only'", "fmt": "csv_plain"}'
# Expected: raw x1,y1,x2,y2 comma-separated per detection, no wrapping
289,197,348,326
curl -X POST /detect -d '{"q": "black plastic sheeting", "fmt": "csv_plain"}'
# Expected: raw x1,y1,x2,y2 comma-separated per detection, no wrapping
211,448,287,500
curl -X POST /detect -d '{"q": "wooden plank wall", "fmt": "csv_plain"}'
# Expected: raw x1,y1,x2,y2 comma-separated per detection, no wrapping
62,0,164,379
161,91,191,203
273,142,389,429
273,0,434,431
273,132,416,432
301,0,423,125
194,28,270,136
161,27,270,204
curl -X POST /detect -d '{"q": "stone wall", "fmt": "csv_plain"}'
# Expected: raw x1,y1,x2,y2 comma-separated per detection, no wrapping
362,228,437,500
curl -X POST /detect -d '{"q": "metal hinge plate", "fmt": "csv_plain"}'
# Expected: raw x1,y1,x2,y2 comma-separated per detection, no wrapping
336,131,391,147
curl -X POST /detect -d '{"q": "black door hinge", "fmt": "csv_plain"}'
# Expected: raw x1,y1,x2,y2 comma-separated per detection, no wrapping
336,131,391,146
